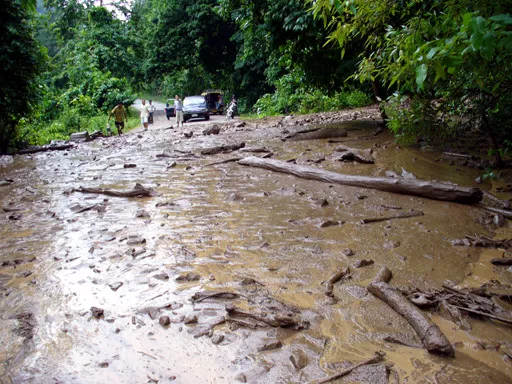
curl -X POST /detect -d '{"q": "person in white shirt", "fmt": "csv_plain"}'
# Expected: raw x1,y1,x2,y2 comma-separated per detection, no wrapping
174,95,183,127
140,99,150,130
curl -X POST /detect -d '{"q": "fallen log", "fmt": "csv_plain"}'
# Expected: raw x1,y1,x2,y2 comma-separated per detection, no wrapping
367,281,454,356
72,183,157,198
333,144,374,164
18,144,74,155
482,190,511,210
361,209,424,224
491,258,512,266
287,127,347,141
323,267,350,297
203,157,242,167
315,351,386,384
476,203,512,219
238,157,482,204
200,142,245,155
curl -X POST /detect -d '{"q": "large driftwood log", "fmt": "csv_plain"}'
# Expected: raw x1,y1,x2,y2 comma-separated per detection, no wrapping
72,183,157,198
367,281,454,356
18,144,74,155
200,142,245,155
238,157,482,204
287,127,347,141
333,144,374,164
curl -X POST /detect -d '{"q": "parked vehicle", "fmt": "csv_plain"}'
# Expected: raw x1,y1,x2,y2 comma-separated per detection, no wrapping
201,90,224,115
164,99,175,120
183,95,210,122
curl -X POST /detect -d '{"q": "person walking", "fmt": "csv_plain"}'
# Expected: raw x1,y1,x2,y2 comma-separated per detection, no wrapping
108,102,128,136
140,99,150,130
148,100,156,125
174,95,184,127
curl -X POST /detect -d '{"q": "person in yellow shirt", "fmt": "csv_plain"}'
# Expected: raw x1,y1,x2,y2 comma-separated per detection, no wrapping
108,102,128,136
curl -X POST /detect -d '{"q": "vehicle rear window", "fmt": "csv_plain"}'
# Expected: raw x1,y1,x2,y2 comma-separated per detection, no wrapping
184,97,206,106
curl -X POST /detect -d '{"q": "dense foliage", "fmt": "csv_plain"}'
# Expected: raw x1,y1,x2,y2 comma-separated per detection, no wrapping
1,0,510,165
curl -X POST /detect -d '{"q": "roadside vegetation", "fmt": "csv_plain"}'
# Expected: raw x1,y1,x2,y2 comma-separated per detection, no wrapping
1,0,511,169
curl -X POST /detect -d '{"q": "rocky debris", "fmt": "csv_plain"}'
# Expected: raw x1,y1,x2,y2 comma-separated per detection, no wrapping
290,349,309,370
201,142,245,155
108,282,123,291
135,209,150,218
342,248,354,257
14,312,36,339
123,164,137,168
211,333,225,345
184,314,198,324
184,132,193,138
159,316,171,327
383,241,400,249
153,273,169,281
257,339,282,352
99,362,109,368
91,307,104,319
69,131,90,142
126,235,146,245
333,144,374,164
203,124,221,135
287,127,348,141
175,272,201,282
319,220,340,228
353,259,374,268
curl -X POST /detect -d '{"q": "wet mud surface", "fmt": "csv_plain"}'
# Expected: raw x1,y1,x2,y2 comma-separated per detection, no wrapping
1,108,512,383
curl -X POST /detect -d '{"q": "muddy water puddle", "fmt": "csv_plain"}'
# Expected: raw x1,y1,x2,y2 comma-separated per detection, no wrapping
1,115,512,383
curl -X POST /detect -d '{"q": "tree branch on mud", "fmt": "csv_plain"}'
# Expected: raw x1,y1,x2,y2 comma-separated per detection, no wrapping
72,183,157,198
238,156,482,204
360,209,424,224
315,351,386,384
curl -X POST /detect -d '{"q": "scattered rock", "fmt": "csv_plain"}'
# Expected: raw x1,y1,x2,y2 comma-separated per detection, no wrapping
319,220,339,228
108,282,123,291
175,272,201,282
203,124,220,135
234,373,247,383
211,333,225,345
184,314,198,324
353,259,374,268
135,209,150,218
290,349,308,370
153,273,169,281
383,241,401,249
159,316,171,327
126,235,146,245
99,362,109,368
257,339,282,352
123,164,136,168
91,307,104,319
342,248,354,257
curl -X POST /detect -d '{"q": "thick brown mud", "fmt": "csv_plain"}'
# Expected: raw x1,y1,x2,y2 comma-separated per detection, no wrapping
1,108,511,383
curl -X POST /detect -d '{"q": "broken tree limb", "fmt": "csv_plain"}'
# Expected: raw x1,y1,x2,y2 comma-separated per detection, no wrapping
287,127,347,141
361,209,424,224
72,183,157,198
323,267,350,297
203,157,242,167
491,258,512,266
333,144,374,164
225,304,308,330
482,190,511,210
461,235,512,249
476,203,512,219
200,142,245,155
18,144,74,155
315,351,386,384
191,291,242,303
367,281,454,356
453,306,512,325
238,157,482,204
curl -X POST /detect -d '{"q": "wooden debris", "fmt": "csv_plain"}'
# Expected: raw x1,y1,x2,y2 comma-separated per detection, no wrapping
73,183,157,198
287,127,347,141
452,235,512,249
361,209,424,224
69,131,90,142
203,157,242,167
476,203,512,219
482,190,511,210
316,351,386,384
333,144,374,164
225,304,307,330
491,258,512,266
368,281,454,356
18,144,74,155
191,290,241,303
201,142,245,155
203,124,220,135
238,157,482,204
323,267,350,297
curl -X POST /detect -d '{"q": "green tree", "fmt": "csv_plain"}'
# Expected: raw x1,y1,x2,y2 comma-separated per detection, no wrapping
0,0,44,152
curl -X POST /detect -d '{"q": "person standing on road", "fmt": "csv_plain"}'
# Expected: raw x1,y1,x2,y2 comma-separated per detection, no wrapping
148,100,156,125
140,99,150,130
174,95,184,127
108,102,128,136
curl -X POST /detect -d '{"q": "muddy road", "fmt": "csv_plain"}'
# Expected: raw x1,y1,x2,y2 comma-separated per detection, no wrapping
1,108,511,383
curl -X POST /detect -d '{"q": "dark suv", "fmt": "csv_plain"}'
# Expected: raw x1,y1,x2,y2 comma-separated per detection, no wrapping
183,95,209,122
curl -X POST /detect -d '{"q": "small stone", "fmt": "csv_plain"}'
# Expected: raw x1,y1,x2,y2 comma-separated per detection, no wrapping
353,259,374,268
91,306,104,319
126,235,146,245
384,241,401,249
175,272,201,282
99,362,109,368
135,209,150,218
108,282,123,291
234,373,247,383
153,273,169,281
123,164,136,168
342,248,354,257
319,220,339,228
184,314,198,324
211,333,225,345
159,316,171,327
257,340,282,352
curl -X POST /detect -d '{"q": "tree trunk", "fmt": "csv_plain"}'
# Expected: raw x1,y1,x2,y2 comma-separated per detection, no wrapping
238,156,482,204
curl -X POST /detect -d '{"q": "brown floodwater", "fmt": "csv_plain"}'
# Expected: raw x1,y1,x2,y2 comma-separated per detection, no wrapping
1,112,511,383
